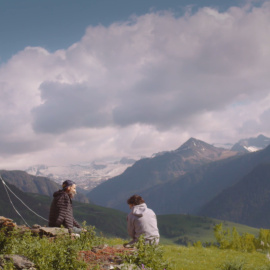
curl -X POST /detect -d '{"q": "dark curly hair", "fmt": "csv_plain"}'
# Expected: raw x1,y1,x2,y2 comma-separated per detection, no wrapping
127,194,145,205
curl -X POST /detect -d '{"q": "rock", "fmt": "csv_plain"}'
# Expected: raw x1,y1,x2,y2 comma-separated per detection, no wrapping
0,216,17,230
114,264,140,270
39,227,69,236
0,255,36,270
91,244,108,253
31,224,41,229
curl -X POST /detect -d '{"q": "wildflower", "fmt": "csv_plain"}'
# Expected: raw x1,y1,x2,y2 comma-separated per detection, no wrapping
266,253,270,261
261,240,265,246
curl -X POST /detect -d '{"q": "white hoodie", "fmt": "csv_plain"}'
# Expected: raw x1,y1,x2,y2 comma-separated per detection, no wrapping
127,203,159,243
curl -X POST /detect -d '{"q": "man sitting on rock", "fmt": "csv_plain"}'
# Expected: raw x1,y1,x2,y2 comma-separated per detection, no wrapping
48,180,82,234
124,194,160,247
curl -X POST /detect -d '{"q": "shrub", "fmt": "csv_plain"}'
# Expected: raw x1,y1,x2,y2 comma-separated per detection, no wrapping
0,225,104,270
214,223,256,252
214,223,232,249
121,235,171,270
217,258,245,270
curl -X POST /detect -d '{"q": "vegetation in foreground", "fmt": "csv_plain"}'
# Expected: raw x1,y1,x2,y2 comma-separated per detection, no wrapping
2,223,270,269
0,224,169,270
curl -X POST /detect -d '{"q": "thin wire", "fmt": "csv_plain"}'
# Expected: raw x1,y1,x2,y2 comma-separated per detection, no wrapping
0,175,48,224
1,175,31,227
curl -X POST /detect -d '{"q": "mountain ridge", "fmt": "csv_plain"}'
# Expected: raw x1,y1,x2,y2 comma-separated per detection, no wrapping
88,137,237,210
137,144,270,216
231,134,270,153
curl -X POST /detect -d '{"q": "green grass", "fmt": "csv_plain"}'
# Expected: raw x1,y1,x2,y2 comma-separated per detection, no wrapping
158,214,259,245
2,223,270,270
104,238,270,270
162,245,270,270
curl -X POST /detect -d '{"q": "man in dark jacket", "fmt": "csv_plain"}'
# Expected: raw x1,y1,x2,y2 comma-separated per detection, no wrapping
48,180,82,233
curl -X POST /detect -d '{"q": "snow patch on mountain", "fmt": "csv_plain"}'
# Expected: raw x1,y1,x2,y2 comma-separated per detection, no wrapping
243,146,261,152
25,157,137,190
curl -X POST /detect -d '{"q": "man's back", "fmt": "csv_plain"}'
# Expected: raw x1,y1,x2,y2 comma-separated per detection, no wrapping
48,190,73,229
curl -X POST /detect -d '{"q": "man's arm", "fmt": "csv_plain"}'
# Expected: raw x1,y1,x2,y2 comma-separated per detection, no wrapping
73,218,81,228
127,215,136,239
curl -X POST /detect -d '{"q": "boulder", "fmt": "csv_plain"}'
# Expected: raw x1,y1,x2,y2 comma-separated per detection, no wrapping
0,216,17,230
0,254,36,270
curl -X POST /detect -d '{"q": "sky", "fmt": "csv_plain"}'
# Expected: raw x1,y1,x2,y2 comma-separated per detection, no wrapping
1,0,270,169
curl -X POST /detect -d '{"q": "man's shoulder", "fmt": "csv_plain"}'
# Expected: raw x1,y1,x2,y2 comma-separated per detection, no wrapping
54,190,69,199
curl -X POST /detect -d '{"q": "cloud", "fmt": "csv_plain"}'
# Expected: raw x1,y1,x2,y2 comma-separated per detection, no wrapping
32,3,270,131
32,81,112,133
1,2,270,168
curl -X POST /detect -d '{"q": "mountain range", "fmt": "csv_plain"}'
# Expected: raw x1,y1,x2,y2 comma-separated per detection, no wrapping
88,134,270,229
23,135,268,193
88,137,238,210
139,144,270,215
2,134,270,231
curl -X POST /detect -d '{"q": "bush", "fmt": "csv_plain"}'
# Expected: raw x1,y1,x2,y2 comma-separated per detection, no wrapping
217,258,245,270
121,235,171,270
0,225,104,270
214,223,257,252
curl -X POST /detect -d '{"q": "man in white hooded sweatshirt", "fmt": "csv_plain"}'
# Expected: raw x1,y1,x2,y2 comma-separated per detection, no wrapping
125,194,159,247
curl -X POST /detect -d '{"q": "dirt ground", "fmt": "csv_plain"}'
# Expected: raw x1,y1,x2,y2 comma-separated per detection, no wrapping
79,245,135,269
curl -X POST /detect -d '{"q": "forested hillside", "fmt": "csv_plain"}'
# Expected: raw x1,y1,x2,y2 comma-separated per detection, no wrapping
198,163,270,228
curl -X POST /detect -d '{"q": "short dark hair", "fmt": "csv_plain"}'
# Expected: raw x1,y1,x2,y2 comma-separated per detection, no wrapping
127,195,145,205
62,180,75,190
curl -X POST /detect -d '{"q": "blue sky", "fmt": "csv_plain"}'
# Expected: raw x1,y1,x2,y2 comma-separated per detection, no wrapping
1,0,246,63
0,0,270,169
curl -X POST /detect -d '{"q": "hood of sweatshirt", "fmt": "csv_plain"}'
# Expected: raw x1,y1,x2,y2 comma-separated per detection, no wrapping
132,203,148,217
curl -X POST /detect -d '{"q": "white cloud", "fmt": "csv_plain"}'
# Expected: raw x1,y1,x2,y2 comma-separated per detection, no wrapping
1,2,270,169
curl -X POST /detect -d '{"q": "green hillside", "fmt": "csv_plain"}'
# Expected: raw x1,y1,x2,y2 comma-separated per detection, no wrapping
157,214,259,245
0,179,260,244
199,163,270,228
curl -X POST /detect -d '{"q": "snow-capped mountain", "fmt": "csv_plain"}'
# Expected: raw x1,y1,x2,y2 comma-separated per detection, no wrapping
231,134,270,153
25,157,137,191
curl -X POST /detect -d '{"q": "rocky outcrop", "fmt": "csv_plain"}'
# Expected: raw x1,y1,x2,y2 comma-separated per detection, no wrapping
0,255,36,270
0,216,68,237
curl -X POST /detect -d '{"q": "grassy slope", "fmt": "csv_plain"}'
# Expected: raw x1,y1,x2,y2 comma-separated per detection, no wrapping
163,245,269,270
158,214,259,245
104,236,270,270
